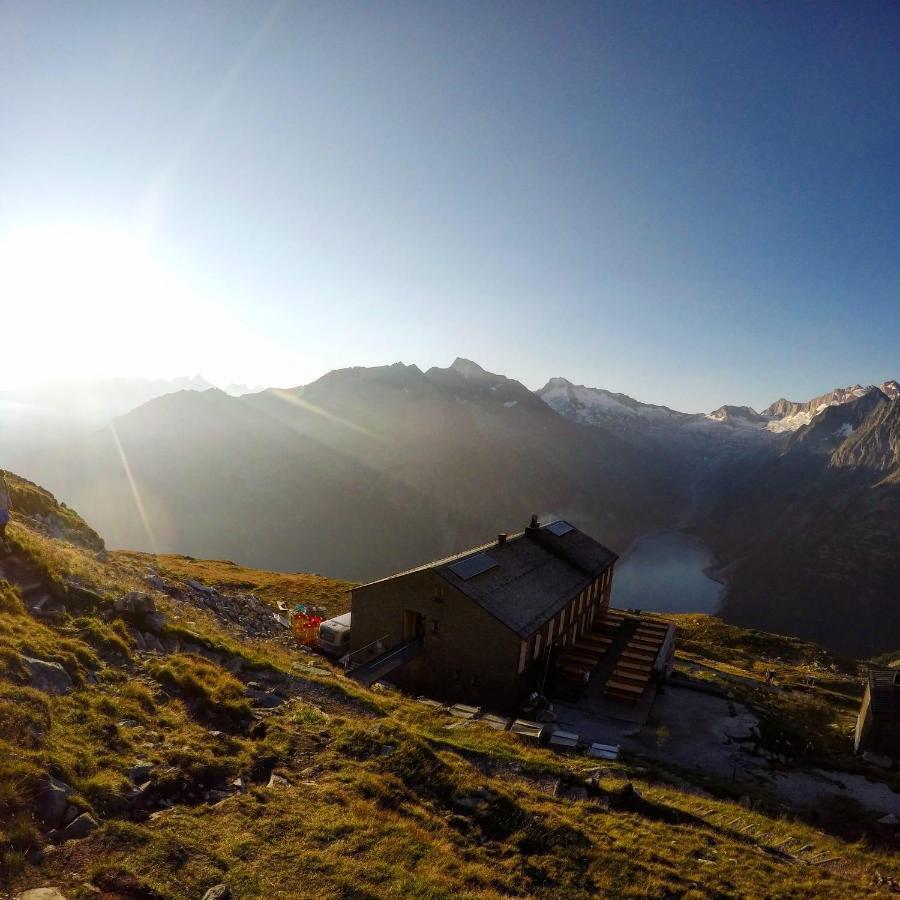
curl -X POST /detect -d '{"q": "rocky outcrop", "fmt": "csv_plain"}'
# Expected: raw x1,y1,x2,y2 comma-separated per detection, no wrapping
16,889,68,900
24,657,73,695
201,885,231,900
53,812,99,842
33,776,74,829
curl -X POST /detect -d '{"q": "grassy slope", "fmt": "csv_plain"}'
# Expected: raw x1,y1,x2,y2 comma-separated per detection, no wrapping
1,477,898,898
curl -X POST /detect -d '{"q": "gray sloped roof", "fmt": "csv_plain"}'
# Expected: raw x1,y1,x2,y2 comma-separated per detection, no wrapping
356,520,617,639
868,668,900,716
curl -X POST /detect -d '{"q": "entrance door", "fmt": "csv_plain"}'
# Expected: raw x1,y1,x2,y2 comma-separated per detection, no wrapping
403,609,425,642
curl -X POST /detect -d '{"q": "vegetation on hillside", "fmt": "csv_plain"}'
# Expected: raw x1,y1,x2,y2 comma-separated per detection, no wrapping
1,475,898,898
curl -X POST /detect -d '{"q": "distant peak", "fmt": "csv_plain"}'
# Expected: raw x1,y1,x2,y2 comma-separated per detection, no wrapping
542,377,573,390
450,358,490,379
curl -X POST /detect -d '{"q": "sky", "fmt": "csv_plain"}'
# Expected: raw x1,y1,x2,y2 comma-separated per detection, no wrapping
1,1,899,412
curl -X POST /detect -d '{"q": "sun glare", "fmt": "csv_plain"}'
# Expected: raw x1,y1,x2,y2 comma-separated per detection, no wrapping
0,224,181,383
0,223,286,390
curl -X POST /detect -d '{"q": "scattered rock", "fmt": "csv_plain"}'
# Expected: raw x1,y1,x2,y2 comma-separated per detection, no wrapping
126,761,154,783
145,572,166,590
24,657,74,696
34,776,73,828
245,688,285,709
878,813,899,826
16,889,68,900
201,885,231,900
57,812,99,841
186,579,216,596
267,773,289,788
231,777,245,792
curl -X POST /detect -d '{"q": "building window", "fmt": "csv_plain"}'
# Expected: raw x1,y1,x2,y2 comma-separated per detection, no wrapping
433,586,443,603
548,618,555,642
518,640,527,674
534,632,543,660
431,620,440,635
560,607,567,629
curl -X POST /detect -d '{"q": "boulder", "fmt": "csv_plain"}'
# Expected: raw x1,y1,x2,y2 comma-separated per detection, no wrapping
143,633,166,653
143,612,167,634
16,889,68,900
201,886,231,900
126,761,154,783
58,812,99,841
62,804,80,826
129,629,147,650
877,813,899,826
114,592,156,616
24,657,73,696
245,689,284,709
33,776,73,828
267,773,289,788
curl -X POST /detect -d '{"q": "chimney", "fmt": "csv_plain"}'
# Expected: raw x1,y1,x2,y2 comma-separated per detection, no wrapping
497,533,507,545
529,514,539,529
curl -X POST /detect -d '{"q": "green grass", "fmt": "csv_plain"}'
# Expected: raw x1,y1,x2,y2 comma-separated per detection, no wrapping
2,475,899,897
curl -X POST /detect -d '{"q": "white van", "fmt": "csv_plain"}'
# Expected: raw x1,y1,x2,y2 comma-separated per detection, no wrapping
317,612,351,655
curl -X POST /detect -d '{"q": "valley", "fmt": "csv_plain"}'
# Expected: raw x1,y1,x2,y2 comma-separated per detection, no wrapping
2,363,898,657
1,470,899,899
611,531,722,615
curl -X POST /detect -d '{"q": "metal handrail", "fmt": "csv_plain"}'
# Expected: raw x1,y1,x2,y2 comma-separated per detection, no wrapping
345,633,391,666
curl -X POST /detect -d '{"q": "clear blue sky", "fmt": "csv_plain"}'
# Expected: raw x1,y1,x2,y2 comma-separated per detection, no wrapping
1,1,898,411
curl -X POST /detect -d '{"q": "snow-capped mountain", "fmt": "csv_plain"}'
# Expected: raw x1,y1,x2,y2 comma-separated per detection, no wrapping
538,378,697,429
539,376,899,447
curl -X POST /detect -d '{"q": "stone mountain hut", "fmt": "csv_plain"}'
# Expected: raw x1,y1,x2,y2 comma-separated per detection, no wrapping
346,517,617,711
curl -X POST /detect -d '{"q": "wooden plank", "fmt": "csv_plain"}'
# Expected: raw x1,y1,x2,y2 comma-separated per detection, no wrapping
605,678,644,693
580,635,613,645
621,650,655,662
613,674,649,688
563,652,599,666
613,666,650,681
616,661,652,673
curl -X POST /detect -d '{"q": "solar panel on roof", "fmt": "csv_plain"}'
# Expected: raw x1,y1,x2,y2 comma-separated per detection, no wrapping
448,553,498,580
545,520,574,536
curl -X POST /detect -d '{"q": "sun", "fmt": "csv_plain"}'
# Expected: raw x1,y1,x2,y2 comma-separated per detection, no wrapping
0,223,199,386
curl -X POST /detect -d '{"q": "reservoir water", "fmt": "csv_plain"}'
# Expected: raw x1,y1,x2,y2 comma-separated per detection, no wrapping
612,531,722,614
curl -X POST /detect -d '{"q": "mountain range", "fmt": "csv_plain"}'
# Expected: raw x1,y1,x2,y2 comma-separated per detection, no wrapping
2,360,898,656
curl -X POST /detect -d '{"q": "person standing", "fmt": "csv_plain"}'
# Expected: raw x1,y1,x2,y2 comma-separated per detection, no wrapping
0,473,10,546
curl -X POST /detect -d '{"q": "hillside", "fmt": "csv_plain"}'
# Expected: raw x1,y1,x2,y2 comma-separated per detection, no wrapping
695,392,900,657
15,360,683,582
1,472,899,899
